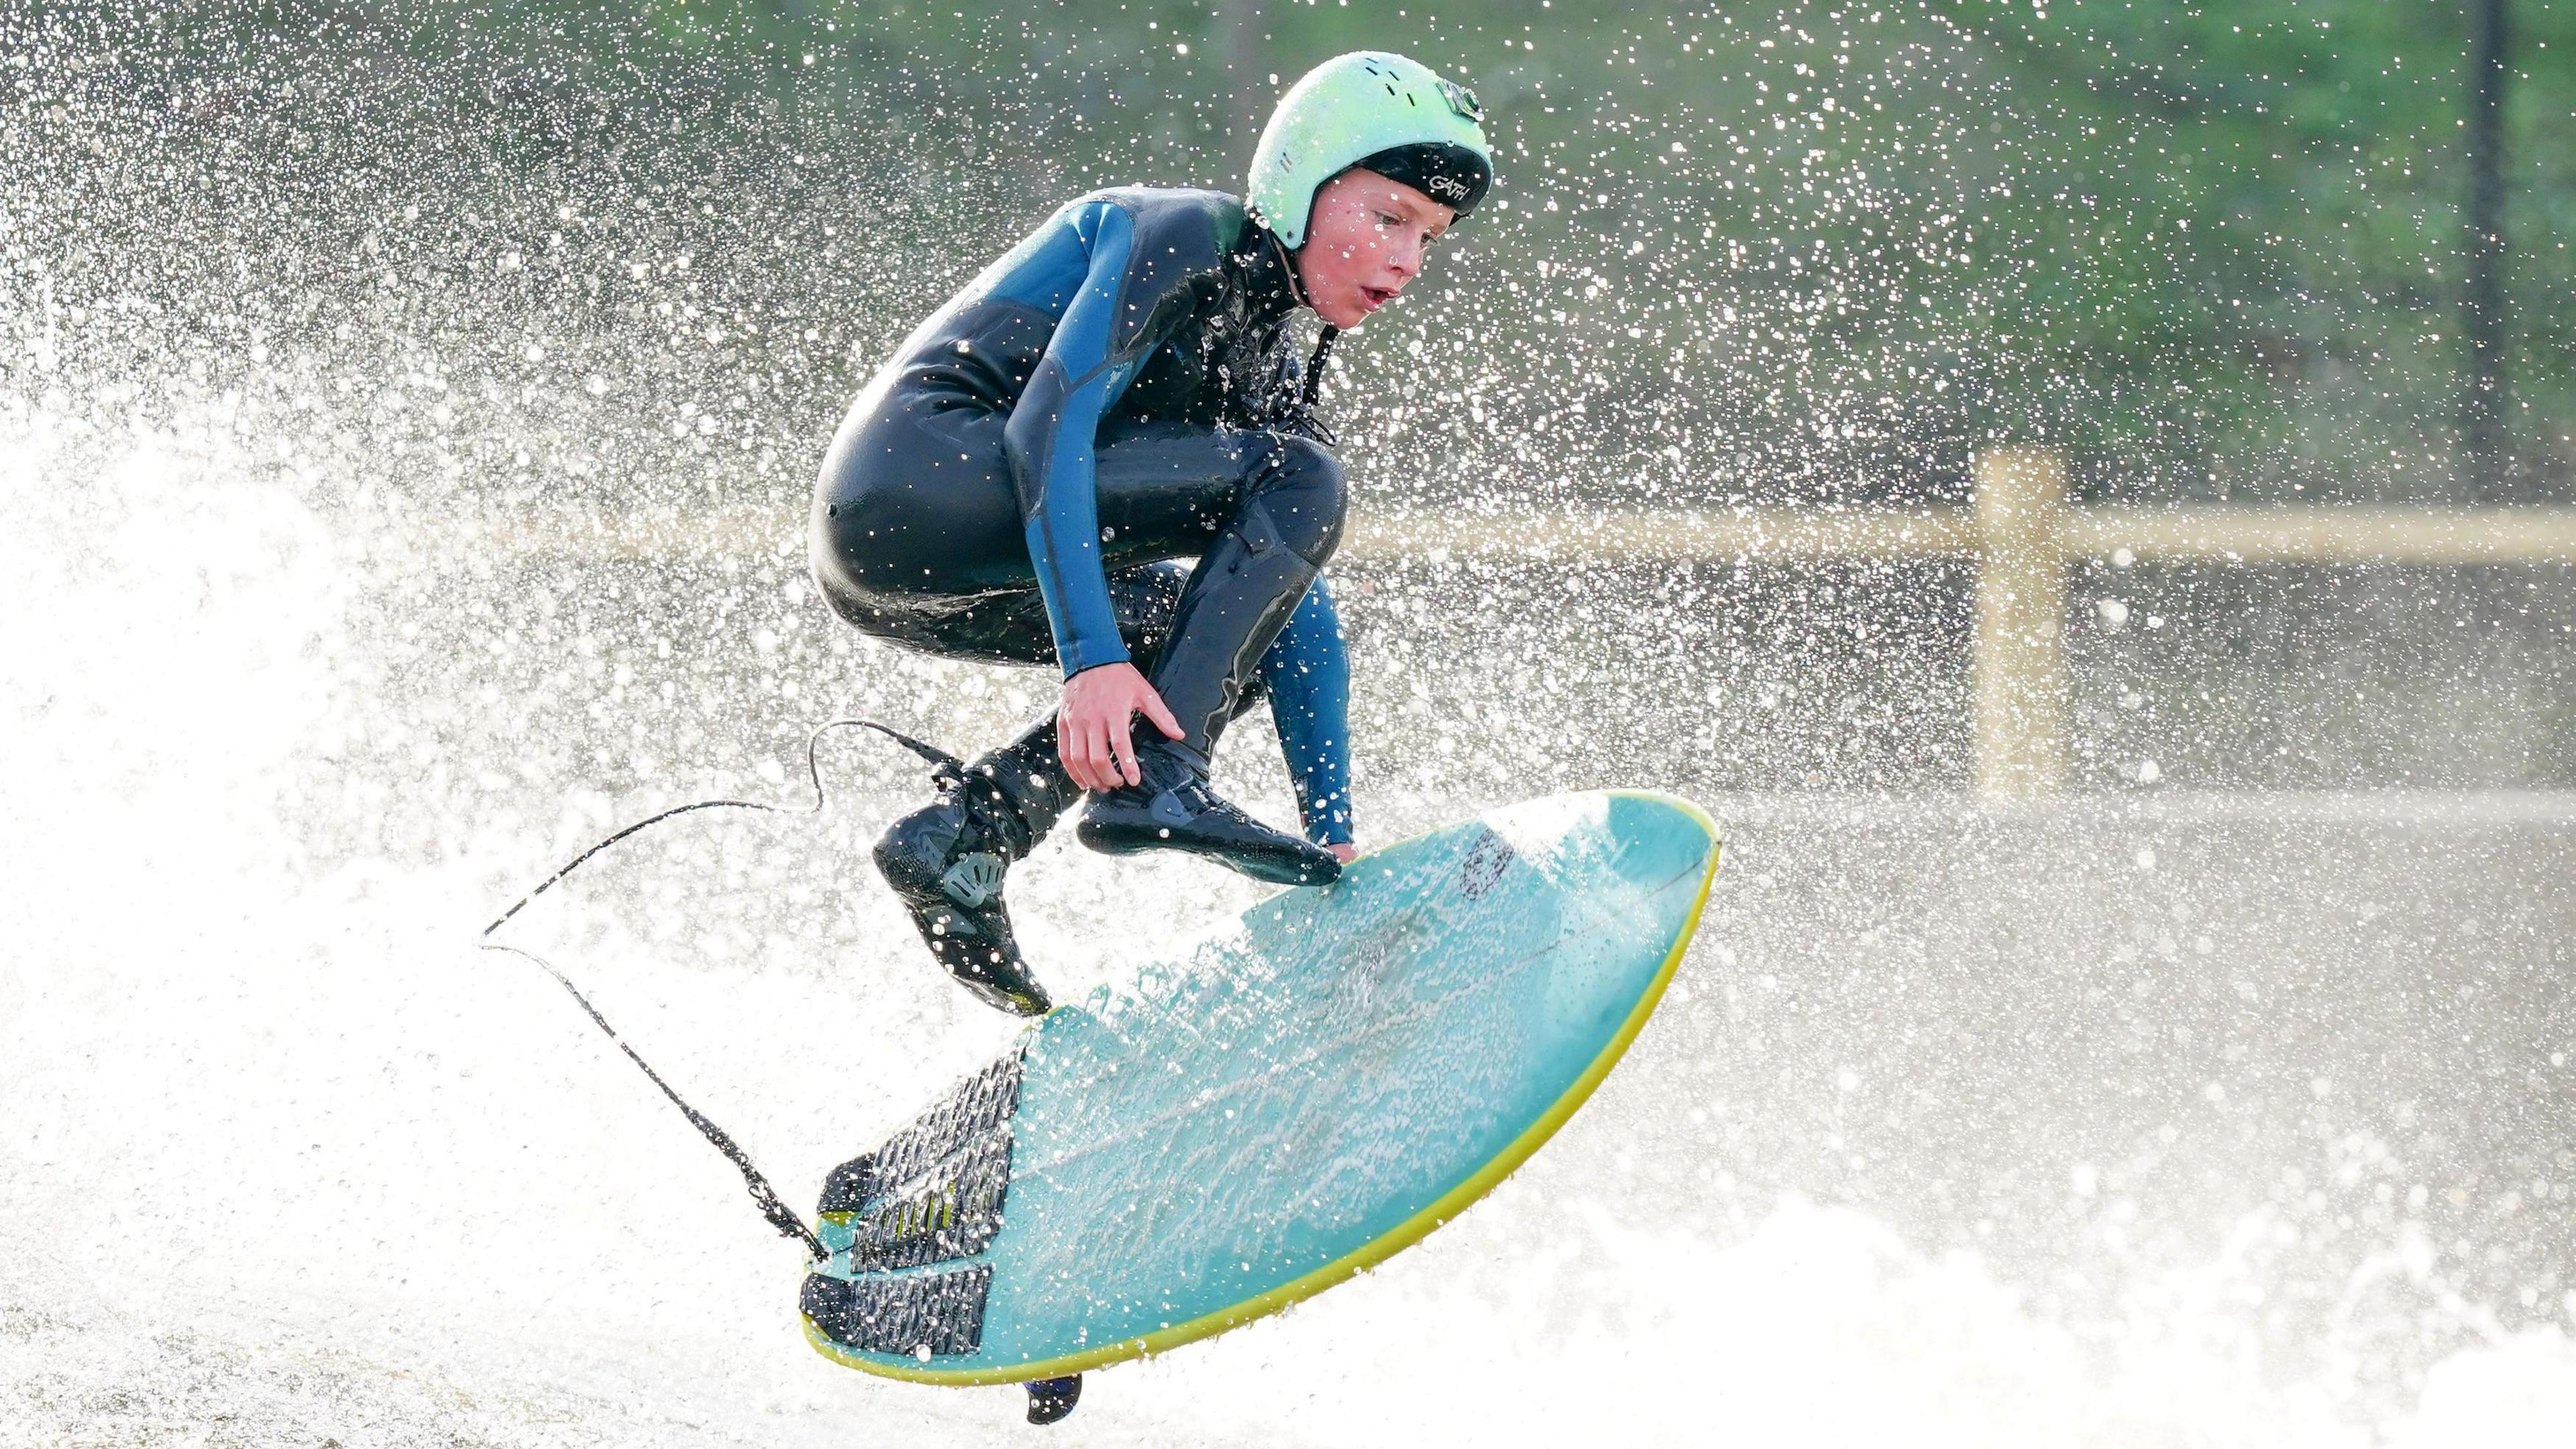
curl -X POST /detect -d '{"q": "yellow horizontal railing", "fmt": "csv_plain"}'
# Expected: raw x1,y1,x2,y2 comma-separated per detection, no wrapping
1344,504,1979,563
1348,500,2576,567
453,494,2576,570
444,449,2576,803
2061,504,2576,565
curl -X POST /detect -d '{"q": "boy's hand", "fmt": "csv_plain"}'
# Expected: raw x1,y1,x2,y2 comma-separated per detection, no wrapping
1059,662,1184,794
1328,843,1357,865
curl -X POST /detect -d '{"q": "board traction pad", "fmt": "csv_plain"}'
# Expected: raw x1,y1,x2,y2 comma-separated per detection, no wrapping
801,1265,995,1359
804,1045,1027,1356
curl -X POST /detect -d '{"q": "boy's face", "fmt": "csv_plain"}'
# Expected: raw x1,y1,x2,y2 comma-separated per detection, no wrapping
1294,168,1456,330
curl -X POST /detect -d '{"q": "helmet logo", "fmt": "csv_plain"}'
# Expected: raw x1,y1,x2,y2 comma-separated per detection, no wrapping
1426,174,1470,200
1437,79,1483,123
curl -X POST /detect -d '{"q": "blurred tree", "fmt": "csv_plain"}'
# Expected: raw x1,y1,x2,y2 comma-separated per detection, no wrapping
2462,0,2511,500
19,0,2576,503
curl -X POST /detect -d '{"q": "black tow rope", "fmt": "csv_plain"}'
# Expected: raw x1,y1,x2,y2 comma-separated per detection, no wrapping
478,716,962,1265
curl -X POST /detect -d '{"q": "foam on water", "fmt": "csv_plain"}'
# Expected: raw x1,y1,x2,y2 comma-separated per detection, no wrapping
5,425,2575,1446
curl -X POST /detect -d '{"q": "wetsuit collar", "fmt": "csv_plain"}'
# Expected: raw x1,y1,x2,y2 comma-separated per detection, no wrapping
1238,222,1310,323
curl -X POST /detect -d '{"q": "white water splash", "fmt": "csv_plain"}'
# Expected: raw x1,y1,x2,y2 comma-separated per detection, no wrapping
4,422,2573,1446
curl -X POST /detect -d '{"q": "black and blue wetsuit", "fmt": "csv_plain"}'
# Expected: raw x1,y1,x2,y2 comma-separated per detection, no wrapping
810,186,1354,844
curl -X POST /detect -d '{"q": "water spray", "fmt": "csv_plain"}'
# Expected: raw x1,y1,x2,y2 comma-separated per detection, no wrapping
476,716,962,1265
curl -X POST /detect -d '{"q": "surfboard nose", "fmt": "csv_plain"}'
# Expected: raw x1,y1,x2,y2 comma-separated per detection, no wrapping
1464,790,1723,1049
1603,790,1723,888
1489,790,1720,919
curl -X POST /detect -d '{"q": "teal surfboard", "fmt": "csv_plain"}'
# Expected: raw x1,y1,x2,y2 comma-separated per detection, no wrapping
800,790,1722,1385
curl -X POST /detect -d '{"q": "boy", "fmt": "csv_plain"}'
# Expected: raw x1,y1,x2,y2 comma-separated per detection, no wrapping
809,52,1495,1020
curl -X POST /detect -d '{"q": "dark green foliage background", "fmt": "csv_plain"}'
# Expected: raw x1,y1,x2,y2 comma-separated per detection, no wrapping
9,0,2575,506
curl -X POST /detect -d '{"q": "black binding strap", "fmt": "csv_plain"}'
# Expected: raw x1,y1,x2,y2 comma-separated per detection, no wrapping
484,941,830,1261
480,718,957,936
478,717,961,1264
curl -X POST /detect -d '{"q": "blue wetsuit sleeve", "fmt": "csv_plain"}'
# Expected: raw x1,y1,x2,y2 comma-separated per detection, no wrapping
1001,202,1146,677
1259,577,1354,846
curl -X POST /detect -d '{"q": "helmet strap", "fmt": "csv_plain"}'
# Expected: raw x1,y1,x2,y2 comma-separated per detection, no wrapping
1265,226,1314,311
1301,326,1340,411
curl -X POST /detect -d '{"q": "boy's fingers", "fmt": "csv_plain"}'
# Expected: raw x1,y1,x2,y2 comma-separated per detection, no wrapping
1140,686,1185,741
1109,716,1139,787
1065,722,1101,793
1083,721,1114,793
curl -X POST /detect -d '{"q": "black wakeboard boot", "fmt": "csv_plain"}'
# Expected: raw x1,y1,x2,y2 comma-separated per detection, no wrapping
874,720,1083,1015
1077,737,1338,885
1075,482,1342,888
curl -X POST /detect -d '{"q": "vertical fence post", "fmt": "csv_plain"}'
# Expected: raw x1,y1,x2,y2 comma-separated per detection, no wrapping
1972,447,2070,803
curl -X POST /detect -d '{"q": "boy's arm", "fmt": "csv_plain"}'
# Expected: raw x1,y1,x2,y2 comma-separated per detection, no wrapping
1000,201,1150,678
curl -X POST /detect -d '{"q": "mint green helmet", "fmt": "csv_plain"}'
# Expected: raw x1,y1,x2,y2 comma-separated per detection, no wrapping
1246,52,1495,250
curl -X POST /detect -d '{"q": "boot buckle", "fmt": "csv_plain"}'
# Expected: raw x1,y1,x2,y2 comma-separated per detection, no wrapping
941,853,1006,908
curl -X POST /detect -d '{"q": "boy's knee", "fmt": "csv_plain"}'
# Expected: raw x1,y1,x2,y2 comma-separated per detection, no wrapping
1250,435,1347,565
